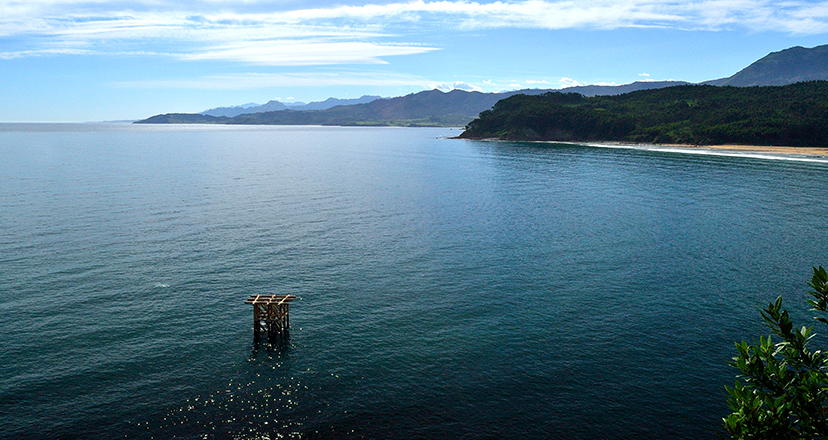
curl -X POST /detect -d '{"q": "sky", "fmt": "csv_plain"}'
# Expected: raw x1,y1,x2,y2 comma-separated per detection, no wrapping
2,0,828,121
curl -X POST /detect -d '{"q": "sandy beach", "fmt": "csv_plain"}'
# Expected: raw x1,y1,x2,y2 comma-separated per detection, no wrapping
523,140,828,161
647,143,828,156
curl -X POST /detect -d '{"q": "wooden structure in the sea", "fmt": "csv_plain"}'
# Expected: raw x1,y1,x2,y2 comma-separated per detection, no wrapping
245,294,297,343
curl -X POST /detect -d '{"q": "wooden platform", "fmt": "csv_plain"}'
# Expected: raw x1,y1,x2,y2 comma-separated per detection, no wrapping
245,295,297,343
245,294,297,305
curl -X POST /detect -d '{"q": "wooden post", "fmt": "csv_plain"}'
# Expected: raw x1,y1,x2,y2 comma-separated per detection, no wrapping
253,302,261,336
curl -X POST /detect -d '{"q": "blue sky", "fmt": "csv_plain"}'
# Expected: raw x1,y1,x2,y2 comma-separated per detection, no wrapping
2,0,828,121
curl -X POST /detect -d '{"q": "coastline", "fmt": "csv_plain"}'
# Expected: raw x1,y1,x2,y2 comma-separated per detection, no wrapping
561,141,828,162
565,141,828,156
458,137,828,162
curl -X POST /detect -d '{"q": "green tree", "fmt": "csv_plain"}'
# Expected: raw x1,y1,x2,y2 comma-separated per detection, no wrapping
724,266,828,439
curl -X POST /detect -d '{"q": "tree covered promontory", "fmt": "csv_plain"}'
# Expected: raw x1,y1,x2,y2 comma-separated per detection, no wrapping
459,82,828,147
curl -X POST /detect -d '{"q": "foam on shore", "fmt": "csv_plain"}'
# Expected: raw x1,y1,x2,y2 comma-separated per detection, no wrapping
533,140,828,164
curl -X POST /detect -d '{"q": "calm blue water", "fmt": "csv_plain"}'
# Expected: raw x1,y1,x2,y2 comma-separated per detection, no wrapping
1,124,826,439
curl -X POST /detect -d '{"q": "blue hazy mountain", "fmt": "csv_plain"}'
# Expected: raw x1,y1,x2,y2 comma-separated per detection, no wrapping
557,81,689,96
202,100,293,117
140,82,685,126
296,95,383,110
202,95,382,117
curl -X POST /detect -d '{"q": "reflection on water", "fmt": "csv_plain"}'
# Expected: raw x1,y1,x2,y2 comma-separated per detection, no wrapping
252,330,292,353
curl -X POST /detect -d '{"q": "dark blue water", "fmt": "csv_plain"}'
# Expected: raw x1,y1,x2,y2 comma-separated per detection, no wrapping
1,124,826,439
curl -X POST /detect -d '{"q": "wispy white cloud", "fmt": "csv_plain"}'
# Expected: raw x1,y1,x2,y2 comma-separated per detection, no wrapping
429,80,484,91
111,71,437,89
558,77,621,87
524,79,555,85
0,47,93,59
112,73,584,92
426,77,633,92
179,40,436,66
558,77,585,88
3,0,828,66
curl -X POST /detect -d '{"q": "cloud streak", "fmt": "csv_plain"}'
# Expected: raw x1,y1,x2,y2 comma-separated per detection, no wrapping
111,71,438,89
110,72,590,92
179,40,436,66
2,0,828,66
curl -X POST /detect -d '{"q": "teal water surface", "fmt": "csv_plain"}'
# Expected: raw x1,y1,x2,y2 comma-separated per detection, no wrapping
1,124,826,439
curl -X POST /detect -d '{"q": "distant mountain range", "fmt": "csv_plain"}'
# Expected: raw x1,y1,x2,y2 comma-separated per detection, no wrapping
202,95,382,117
136,44,828,126
556,81,690,96
138,81,686,126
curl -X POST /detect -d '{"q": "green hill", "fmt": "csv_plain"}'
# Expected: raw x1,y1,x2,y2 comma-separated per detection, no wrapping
458,82,828,147
707,44,828,86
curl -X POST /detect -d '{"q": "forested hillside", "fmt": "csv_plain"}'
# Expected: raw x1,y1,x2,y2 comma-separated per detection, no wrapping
459,82,828,147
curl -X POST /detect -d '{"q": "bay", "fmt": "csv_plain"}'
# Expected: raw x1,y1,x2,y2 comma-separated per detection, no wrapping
1,124,826,439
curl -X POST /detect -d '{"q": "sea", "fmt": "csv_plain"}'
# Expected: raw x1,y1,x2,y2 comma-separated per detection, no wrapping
1,123,826,439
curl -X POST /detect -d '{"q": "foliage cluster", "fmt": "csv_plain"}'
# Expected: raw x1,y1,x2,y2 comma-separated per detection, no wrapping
724,266,828,439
